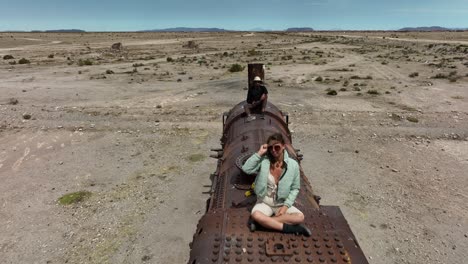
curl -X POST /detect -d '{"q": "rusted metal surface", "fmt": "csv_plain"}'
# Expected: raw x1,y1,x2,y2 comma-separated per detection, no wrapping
188,65,368,264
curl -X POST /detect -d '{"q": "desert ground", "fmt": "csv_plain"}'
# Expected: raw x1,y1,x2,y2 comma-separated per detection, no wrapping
0,31,467,264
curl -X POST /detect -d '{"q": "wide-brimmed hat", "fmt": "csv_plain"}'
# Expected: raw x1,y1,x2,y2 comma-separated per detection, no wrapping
253,76,262,82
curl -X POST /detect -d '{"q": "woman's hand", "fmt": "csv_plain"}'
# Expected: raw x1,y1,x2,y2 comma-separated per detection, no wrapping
258,144,268,156
275,205,288,217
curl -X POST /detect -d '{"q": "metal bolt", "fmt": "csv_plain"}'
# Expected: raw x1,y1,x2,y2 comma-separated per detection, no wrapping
305,249,312,255
331,257,337,262
304,242,310,248
283,256,290,261
319,257,326,262
295,257,301,262
328,250,334,255
248,256,254,262
307,256,314,262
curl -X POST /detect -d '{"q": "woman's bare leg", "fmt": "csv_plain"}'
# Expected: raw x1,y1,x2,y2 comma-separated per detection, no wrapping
272,213,304,225
251,211,283,231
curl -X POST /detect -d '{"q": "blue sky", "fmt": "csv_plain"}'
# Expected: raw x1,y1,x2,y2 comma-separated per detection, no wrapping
1,0,467,31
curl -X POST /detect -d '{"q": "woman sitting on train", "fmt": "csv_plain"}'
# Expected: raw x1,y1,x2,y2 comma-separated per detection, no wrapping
242,133,311,236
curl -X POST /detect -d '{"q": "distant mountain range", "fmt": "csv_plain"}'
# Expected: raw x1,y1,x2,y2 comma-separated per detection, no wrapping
3,26,467,33
140,27,228,32
286,27,314,32
31,29,85,33
398,26,467,31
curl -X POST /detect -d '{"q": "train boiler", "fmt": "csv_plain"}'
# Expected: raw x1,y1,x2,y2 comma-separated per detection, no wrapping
188,64,368,264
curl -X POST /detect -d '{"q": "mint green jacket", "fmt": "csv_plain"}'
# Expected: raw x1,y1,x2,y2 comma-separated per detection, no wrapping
242,151,300,208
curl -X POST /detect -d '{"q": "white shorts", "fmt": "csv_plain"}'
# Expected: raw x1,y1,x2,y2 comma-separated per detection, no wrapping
251,202,302,216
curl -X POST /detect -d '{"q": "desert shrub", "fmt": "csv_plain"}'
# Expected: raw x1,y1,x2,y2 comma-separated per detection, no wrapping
58,191,92,205
8,98,19,105
9,61,16,65
432,73,447,79
105,69,114,74
18,58,30,64
406,116,419,123
78,59,92,66
3,55,14,60
343,80,349,86
351,75,373,80
408,72,419,78
132,63,144,67
339,88,347,91
48,54,54,59
229,64,244,72
166,57,174,62
223,51,229,57
367,90,380,95
315,76,323,82
327,90,337,96
449,76,458,82
247,49,260,56
183,40,198,49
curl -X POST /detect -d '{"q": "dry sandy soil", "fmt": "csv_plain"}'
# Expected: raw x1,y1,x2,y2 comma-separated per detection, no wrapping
0,31,467,264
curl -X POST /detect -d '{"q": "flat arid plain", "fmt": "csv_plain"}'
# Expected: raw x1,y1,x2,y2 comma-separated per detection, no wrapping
1,31,467,264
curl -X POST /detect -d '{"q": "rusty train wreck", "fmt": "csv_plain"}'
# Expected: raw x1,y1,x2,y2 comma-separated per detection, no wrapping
188,64,368,264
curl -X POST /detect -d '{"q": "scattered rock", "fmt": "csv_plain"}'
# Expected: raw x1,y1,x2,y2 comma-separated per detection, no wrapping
22,113,32,120
3,54,14,60
391,168,399,173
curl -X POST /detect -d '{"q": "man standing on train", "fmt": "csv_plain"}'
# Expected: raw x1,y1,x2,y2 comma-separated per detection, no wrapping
245,76,268,122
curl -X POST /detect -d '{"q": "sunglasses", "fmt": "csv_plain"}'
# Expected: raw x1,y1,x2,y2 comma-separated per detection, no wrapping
268,144,282,152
